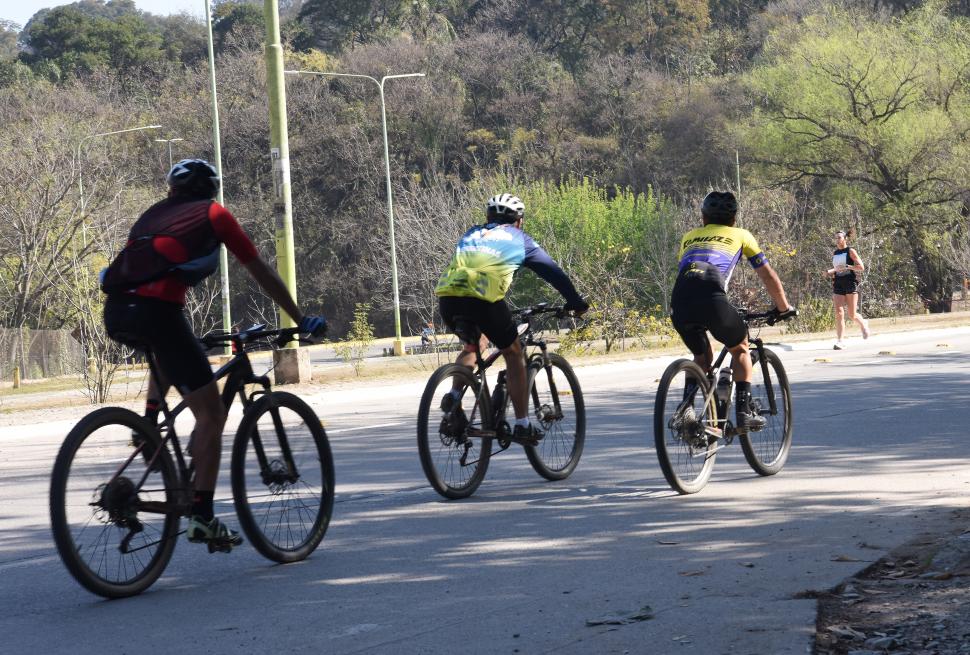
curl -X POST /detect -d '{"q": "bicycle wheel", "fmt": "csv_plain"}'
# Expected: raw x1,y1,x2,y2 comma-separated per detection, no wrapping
50,407,180,598
231,392,334,563
417,364,492,499
525,354,586,480
654,359,718,494
740,348,793,475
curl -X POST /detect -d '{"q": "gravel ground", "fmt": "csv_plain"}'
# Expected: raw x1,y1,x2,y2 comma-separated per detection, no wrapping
815,508,970,655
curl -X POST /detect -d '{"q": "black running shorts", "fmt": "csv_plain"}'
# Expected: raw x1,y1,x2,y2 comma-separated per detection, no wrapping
438,296,519,350
670,280,746,355
832,276,858,295
103,295,214,395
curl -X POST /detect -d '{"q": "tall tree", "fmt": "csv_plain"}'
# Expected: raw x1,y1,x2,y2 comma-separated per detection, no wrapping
744,3,970,311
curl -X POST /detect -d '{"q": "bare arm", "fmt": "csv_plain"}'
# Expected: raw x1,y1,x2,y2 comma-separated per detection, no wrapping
849,248,865,273
243,257,303,325
755,264,792,311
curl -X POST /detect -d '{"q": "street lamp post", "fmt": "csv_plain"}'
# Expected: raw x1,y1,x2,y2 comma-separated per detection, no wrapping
77,124,162,220
285,69,425,356
74,123,160,370
205,0,232,355
154,137,184,169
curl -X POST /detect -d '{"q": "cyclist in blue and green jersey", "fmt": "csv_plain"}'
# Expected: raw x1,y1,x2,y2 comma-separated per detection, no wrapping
670,191,796,431
436,193,589,444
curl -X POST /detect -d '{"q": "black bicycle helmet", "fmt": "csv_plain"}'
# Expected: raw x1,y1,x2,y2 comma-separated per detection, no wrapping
167,159,220,199
486,193,525,224
701,191,738,225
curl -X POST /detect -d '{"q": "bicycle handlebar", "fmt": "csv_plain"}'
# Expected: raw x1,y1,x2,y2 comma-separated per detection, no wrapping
513,303,584,320
743,307,799,326
200,324,310,350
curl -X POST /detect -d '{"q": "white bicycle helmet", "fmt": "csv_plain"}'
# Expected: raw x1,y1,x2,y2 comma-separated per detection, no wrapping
486,193,525,223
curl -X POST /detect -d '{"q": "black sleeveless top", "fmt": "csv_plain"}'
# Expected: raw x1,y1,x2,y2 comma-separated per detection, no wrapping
832,247,857,284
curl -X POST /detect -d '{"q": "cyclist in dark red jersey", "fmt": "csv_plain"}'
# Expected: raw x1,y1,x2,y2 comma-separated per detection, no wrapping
102,159,326,550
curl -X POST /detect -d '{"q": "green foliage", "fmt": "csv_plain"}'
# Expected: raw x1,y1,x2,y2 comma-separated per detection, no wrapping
334,302,375,375
743,2,970,311
509,178,682,313
23,6,162,74
298,0,410,51
20,1,206,75
784,295,833,334
213,2,265,51
559,303,676,354
0,20,18,61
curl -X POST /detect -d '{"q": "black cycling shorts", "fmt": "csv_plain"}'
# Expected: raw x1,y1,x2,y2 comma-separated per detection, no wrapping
103,295,214,395
832,276,858,295
438,296,519,350
670,283,746,355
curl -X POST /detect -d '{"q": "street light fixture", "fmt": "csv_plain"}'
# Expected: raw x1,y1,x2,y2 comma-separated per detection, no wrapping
74,123,160,361
154,137,184,170
77,124,162,220
285,69,425,356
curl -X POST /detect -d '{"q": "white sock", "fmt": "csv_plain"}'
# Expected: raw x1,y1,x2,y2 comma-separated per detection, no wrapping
515,418,530,428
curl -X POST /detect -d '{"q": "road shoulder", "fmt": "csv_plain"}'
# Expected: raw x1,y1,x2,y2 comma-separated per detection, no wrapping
814,508,970,654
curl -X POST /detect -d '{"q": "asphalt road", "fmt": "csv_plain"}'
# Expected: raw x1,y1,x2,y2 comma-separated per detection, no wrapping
1,326,968,654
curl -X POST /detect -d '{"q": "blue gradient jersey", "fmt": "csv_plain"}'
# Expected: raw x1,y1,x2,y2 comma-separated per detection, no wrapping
436,223,582,304
675,224,768,289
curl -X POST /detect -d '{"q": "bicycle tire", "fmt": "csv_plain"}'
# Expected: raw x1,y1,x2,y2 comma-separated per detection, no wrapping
740,348,793,475
50,407,180,598
654,359,718,494
417,364,492,499
525,354,586,480
231,392,334,563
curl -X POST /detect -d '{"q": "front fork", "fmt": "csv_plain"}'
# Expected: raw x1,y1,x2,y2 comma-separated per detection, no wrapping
750,340,778,415
529,345,563,421
247,378,300,486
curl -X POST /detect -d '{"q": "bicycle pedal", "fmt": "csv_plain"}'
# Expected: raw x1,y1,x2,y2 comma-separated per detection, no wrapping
507,434,541,447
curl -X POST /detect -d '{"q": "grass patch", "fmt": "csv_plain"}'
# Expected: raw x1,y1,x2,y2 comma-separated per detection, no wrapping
0,376,85,395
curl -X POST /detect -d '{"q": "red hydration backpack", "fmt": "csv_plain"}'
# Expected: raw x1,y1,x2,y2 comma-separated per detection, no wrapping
100,197,220,294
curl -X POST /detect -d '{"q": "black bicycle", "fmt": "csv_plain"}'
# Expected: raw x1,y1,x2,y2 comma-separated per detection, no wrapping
417,303,586,499
50,325,335,598
653,309,796,494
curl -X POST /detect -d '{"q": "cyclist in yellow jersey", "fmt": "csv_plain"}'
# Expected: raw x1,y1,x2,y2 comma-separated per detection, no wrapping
670,192,796,431
436,194,589,444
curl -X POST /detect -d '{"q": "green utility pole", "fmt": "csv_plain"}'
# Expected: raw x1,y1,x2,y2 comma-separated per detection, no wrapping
263,0,308,383
263,0,297,329
204,0,232,353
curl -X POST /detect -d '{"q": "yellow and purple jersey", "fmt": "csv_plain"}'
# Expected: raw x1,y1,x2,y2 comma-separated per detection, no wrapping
676,224,768,289
436,223,581,304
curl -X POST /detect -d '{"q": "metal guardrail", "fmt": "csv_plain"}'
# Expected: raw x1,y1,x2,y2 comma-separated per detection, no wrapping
382,341,463,357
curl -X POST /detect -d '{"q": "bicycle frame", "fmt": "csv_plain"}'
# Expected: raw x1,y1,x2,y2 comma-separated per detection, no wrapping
133,326,303,514
698,316,780,435
459,305,566,447
149,350,271,479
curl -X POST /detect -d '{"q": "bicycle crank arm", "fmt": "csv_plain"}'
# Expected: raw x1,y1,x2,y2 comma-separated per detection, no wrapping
704,426,724,440
135,501,183,516
701,444,728,459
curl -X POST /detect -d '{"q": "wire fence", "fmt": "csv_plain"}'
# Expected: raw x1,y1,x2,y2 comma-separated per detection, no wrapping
0,329,85,382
